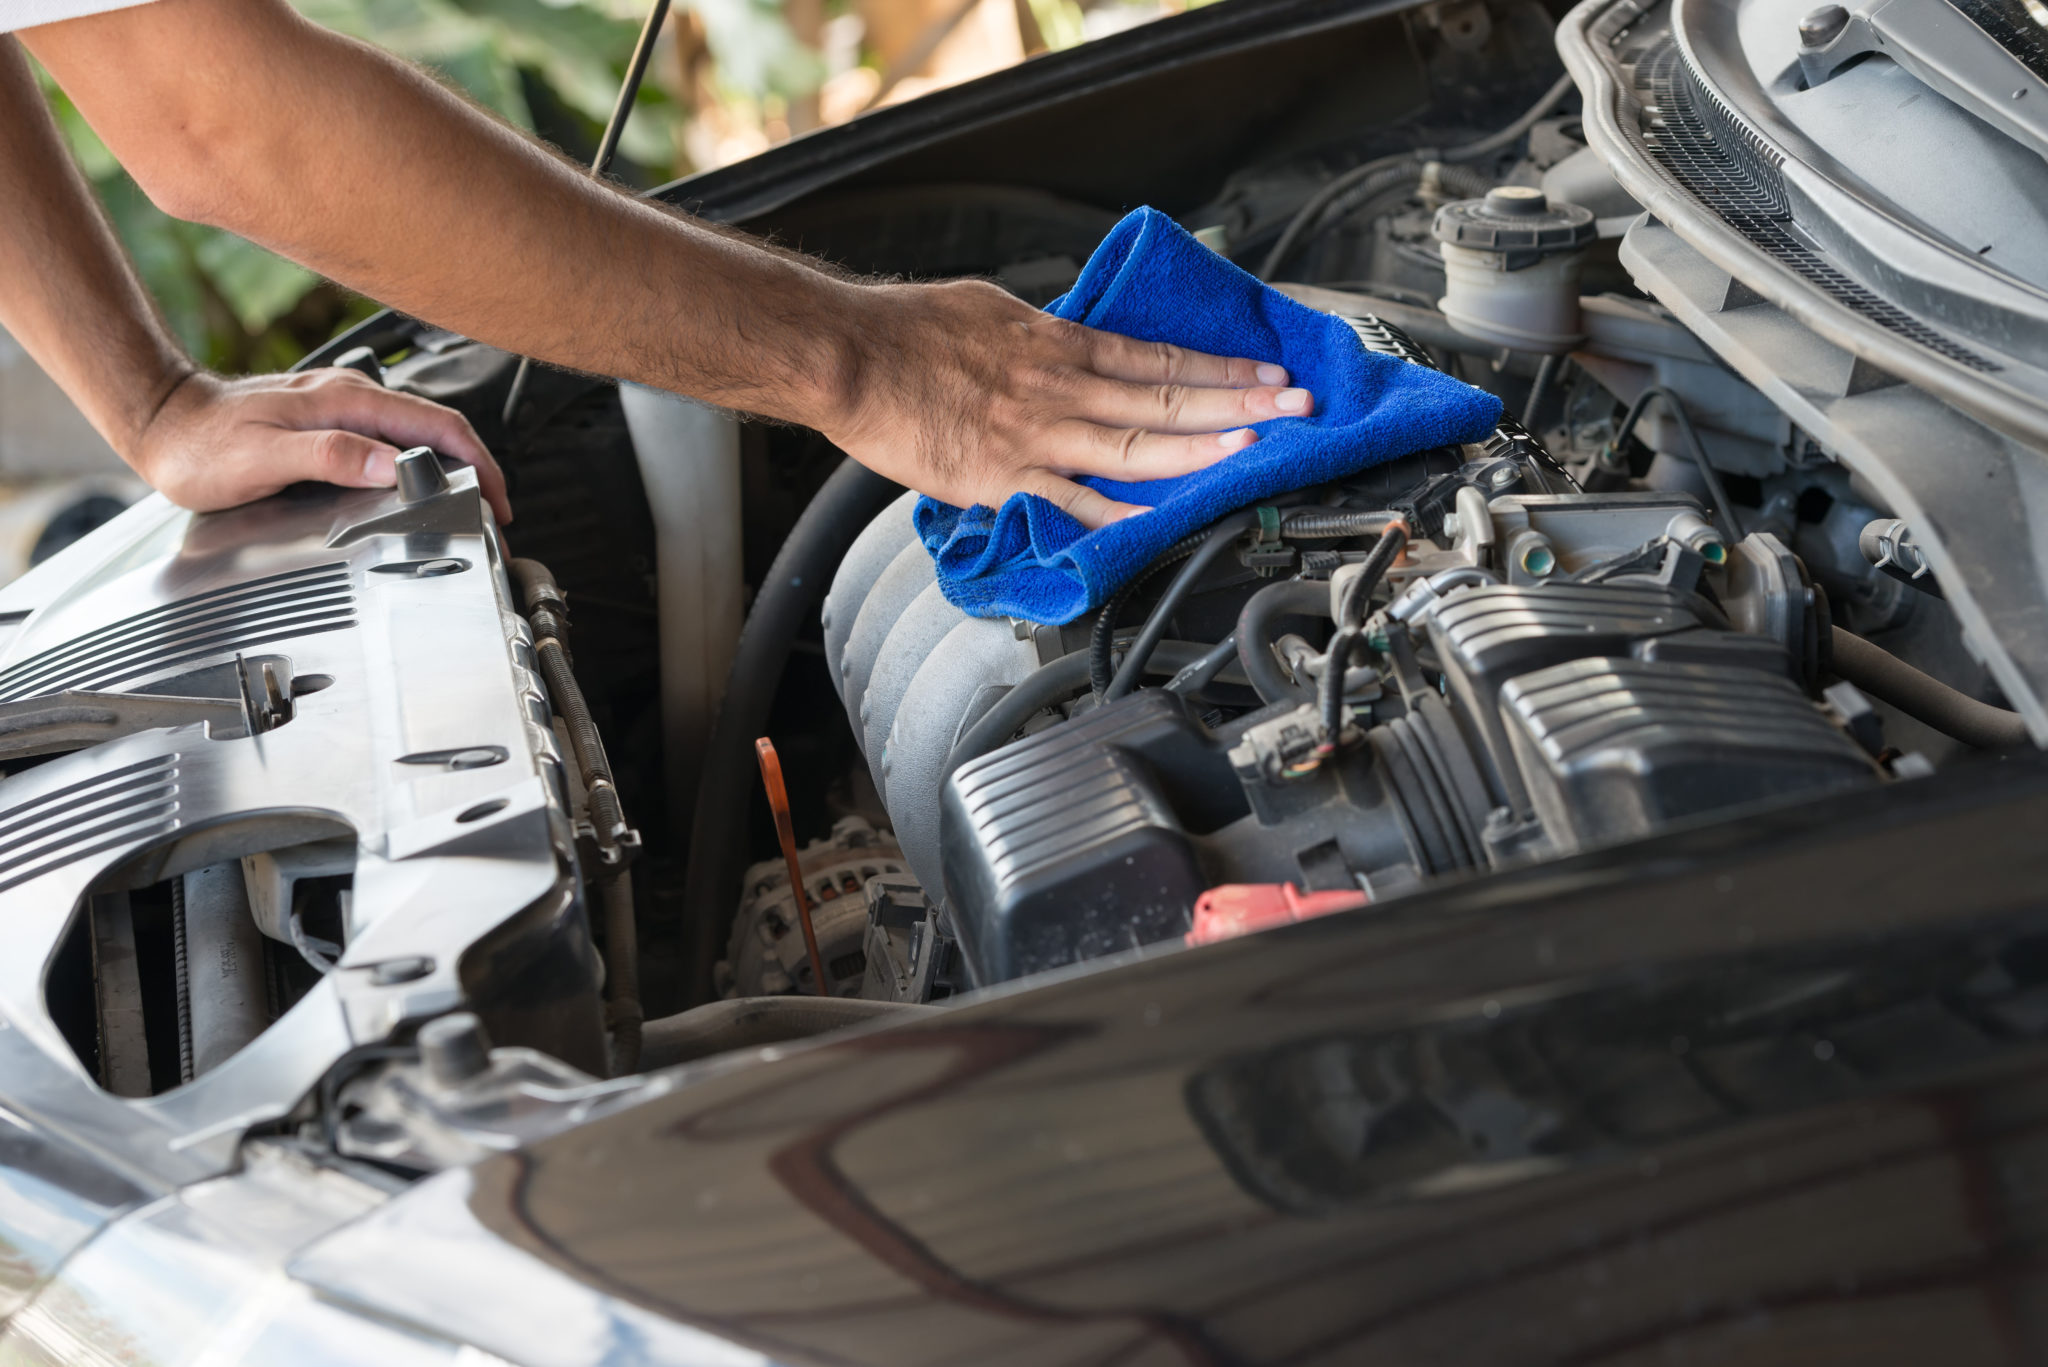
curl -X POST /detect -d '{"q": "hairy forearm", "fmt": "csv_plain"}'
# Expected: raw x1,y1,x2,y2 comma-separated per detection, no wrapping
0,37,191,458
23,0,862,430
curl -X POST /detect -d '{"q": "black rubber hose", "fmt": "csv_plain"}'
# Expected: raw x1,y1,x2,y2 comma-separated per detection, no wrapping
1522,353,1562,429
1091,540,1191,697
1089,573,1144,698
513,558,634,856
1235,579,1329,705
948,640,1216,773
1259,161,1425,280
1319,625,1366,742
639,996,934,1070
511,555,643,1067
1106,512,1257,701
1166,634,1240,695
683,458,901,1004
600,870,641,1074
1830,627,2032,750
1258,72,1576,281
1611,385,1746,541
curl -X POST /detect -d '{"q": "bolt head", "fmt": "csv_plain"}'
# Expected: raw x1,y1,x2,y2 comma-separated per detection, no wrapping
1799,4,1849,47
1490,465,1520,489
418,1011,491,1087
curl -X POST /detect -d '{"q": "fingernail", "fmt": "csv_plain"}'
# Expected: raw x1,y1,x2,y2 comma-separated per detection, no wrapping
1112,505,1152,522
362,449,396,485
1256,363,1288,386
1275,388,1310,413
1217,428,1257,450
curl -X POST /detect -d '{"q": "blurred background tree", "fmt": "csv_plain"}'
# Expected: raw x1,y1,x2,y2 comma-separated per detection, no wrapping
36,0,1201,374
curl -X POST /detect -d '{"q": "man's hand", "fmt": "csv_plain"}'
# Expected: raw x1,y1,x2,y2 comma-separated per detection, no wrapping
135,368,510,523
822,279,1310,529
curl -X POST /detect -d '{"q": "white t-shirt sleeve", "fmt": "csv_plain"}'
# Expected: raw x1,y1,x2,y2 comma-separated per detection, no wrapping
1,0,158,32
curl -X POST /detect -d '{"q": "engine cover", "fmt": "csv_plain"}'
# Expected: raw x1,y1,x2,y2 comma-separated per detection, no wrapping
0,464,602,1178
939,577,1877,986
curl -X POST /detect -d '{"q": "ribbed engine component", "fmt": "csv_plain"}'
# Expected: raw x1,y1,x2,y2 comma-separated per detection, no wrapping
821,498,1038,891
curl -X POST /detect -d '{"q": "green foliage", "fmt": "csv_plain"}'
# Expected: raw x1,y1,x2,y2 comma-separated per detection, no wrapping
688,0,822,101
40,0,810,372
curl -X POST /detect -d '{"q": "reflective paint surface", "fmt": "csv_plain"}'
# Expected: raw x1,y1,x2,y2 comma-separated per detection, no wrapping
300,756,2048,1366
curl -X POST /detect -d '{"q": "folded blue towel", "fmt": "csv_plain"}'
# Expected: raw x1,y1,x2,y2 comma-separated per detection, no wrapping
911,206,1505,624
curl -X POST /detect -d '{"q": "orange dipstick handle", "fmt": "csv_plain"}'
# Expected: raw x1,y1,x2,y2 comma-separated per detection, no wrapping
754,737,830,997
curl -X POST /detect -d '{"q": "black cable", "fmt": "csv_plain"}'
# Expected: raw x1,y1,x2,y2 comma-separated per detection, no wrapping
683,458,900,1005
1319,527,1407,743
1090,537,1198,697
1089,573,1146,699
1335,525,1407,628
1106,513,1258,701
1259,159,1426,281
1319,625,1367,744
947,640,1217,773
600,869,642,1075
1234,580,1329,704
1830,627,2031,750
1522,353,1562,430
1165,634,1240,696
1610,385,1746,541
1258,72,1577,281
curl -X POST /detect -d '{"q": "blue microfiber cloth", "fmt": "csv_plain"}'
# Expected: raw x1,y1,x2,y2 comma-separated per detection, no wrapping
912,206,1505,624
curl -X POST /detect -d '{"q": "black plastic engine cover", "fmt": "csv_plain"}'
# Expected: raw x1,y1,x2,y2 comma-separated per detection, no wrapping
1425,581,1801,824
1500,656,1878,852
942,581,1882,988
941,692,1246,985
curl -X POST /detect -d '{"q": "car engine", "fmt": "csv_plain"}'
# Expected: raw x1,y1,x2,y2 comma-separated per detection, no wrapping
823,302,1884,986
2,0,2042,1195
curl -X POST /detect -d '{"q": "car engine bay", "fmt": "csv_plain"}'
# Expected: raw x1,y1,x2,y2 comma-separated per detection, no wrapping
5,0,2046,1204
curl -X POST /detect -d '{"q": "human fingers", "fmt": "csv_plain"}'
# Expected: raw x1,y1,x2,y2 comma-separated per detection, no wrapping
1044,422,1260,484
1060,371,1313,434
1015,469,1152,531
1077,325,1290,391
284,371,512,524
262,427,410,498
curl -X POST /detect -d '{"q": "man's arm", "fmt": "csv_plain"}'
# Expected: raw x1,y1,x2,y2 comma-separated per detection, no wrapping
22,0,1312,527
0,38,510,521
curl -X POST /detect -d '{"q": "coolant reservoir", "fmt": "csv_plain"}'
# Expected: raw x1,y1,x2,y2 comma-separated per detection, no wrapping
1433,186,1596,353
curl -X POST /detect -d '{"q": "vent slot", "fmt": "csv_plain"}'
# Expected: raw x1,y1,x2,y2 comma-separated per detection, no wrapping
0,564,355,704
1632,37,2001,373
0,755,179,896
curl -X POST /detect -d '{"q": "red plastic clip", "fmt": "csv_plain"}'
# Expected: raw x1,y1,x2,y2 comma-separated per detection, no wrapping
1185,882,1369,946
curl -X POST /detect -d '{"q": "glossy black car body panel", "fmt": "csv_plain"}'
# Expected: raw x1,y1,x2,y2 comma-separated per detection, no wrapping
301,757,2048,1365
